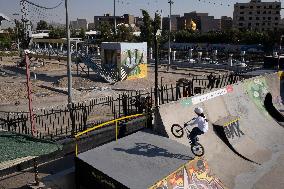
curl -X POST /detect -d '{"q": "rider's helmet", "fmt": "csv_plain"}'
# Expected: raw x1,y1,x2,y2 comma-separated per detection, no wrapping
194,107,203,114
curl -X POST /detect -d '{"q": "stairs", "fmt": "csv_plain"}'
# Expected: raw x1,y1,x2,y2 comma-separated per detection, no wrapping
79,55,118,83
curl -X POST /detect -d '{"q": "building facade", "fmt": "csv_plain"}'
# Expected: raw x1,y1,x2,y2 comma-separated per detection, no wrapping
162,15,180,31
233,0,281,31
93,14,135,30
70,18,88,30
221,16,233,31
176,12,221,33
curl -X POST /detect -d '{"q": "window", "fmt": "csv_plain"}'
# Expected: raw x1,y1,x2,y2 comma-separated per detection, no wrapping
268,17,271,20
256,17,259,20
276,5,280,8
249,12,252,15
240,6,245,9
256,23,259,26
239,23,243,26
257,11,260,14
275,17,279,20
240,12,244,14
262,23,265,26
269,5,272,9
262,28,265,31
263,11,266,14
268,11,271,14
263,17,266,20
267,23,270,26
250,6,253,9
248,23,251,26
276,11,280,14
239,17,244,21
249,17,252,20
257,6,261,9
275,23,278,26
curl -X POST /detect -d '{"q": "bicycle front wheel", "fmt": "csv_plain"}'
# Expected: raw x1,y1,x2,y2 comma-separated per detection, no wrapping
191,142,205,157
171,124,184,138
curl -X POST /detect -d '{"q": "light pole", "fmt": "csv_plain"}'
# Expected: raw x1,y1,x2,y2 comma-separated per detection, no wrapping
167,0,174,71
65,0,73,106
277,35,284,71
114,0,117,34
13,13,20,53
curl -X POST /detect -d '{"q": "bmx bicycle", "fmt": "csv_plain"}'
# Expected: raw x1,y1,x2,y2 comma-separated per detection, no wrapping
171,119,205,157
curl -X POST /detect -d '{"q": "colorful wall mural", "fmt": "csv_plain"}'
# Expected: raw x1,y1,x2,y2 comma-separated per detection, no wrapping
149,157,227,189
120,48,147,80
101,42,147,81
245,78,269,116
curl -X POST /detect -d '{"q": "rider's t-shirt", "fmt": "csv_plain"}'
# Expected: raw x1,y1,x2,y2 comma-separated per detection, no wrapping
189,116,209,133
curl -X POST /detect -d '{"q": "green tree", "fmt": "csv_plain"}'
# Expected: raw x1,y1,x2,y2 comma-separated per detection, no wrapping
140,10,154,47
36,20,48,30
116,24,134,42
78,28,86,39
98,22,113,42
49,28,65,39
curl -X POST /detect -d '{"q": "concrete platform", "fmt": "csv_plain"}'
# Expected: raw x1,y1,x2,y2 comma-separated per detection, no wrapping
75,130,195,189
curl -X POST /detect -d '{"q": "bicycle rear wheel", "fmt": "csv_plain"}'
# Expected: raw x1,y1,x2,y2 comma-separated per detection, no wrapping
191,142,205,157
171,124,184,138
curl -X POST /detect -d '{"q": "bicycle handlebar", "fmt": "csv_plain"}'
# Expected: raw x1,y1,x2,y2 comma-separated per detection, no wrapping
184,117,196,125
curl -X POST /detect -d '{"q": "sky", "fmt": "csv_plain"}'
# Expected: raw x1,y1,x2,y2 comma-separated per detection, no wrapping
0,0,283,28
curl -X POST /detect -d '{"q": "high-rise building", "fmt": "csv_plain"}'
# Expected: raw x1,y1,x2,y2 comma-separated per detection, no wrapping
233,0,281,31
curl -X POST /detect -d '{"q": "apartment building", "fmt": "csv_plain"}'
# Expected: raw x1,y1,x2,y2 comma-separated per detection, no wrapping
233,0,281,31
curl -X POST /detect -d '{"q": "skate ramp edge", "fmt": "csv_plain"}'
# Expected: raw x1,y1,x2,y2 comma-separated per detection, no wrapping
149,157,227,189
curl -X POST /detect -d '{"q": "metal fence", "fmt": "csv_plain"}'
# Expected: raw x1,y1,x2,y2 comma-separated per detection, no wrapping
0,73,251,141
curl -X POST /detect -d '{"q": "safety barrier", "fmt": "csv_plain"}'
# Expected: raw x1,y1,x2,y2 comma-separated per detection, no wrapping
74,113,145,156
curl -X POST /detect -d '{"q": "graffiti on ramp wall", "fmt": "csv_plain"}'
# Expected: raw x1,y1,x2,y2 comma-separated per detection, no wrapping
245,78,269,117
149,157,226,189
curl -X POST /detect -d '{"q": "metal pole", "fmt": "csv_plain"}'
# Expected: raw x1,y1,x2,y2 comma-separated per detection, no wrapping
154,31,159,108
278,35,283,71
25,52,35,135
65,0,73,106
167,0,173,71
114,0,117,34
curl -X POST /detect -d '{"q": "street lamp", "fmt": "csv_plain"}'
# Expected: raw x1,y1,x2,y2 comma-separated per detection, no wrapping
167,0,174,71
65,0,73,106
12,13,20,53
277,35,284,71
114,0,117,34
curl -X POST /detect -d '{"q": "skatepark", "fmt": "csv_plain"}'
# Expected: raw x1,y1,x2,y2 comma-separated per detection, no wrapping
72,72,284,189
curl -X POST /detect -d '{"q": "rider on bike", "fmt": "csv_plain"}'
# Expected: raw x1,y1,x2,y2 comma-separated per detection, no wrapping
186,107,209,146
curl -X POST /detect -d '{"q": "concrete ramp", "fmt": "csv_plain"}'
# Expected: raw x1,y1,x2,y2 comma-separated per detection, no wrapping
155,74,284,188
155,87,256,188
263,73,284,123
